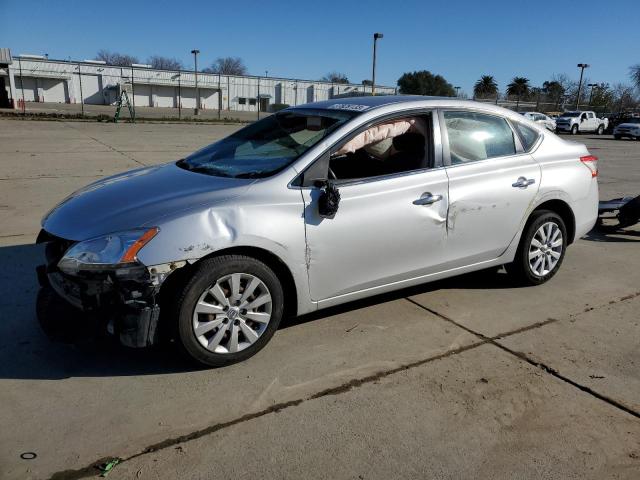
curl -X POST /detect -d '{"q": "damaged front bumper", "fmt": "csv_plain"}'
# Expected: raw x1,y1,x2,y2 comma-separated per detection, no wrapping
35,230,182,348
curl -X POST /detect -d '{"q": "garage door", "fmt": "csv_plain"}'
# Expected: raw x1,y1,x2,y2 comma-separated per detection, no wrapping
154,86,175,108
82,75,103,104
181,88,196,109
41,78,67,103
17,77,37,102
200,88,218,110
133,84,152,107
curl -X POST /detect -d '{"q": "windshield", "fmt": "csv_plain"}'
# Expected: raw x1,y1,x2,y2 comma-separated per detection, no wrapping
177,109,357,178
622,118,640,124
559,112,580,118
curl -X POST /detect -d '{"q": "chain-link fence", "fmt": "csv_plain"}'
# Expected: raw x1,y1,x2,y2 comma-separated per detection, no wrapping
3,58,397,122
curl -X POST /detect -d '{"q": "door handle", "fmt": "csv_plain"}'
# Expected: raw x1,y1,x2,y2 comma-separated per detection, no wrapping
512,177,535,188
413,193,443,206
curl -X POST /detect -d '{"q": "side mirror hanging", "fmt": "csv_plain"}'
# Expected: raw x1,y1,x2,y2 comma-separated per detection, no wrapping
317,181,341,218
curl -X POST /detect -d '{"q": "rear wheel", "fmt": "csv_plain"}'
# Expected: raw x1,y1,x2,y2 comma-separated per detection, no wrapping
507,210,567,286
173,255,284,367
571,124,579,135
596,124,604,135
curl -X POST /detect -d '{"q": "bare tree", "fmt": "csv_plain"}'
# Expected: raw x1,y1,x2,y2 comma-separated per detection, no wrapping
630,64,640,91
96,49,139,66
321,71,349,84
203,57,248,75
147,55,183,70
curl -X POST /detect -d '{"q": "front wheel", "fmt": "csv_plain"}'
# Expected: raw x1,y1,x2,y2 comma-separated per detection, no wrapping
571,124,579,135
614,134,622,140
507,210,567,286
173,255,284,367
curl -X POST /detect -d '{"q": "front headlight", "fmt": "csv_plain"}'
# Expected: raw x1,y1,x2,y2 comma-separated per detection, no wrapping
57,227,159,275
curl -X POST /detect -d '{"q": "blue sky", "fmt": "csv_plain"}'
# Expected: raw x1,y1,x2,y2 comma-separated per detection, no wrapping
1,0,638,94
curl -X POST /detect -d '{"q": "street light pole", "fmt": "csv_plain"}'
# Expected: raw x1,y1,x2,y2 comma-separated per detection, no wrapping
454,86,461,97
371,32,383,96
575,63,589,110
191,49,200,115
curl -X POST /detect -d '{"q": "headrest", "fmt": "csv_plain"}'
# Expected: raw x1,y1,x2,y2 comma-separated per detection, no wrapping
392,132,424,152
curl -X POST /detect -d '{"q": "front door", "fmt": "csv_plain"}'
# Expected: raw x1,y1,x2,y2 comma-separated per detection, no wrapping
301,112,448,301
302,170,449,301
441,110,541,267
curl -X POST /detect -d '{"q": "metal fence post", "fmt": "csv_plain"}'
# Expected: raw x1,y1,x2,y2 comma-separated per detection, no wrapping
77,62,84,116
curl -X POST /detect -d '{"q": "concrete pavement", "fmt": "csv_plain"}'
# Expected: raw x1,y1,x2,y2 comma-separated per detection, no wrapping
0,119,638,479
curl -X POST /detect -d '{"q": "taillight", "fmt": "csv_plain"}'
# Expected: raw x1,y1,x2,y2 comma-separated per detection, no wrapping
580,155,598,177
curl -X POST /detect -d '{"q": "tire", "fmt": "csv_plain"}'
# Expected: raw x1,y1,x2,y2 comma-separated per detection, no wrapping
596,125,604,135
614,135,622,140
506,210,568,286
571,124,579,135
172,255,284,367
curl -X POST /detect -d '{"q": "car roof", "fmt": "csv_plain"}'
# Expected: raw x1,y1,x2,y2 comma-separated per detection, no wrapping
288,95,529,120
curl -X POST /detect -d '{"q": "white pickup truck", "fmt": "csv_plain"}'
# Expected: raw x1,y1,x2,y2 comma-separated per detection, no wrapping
555,111,608,135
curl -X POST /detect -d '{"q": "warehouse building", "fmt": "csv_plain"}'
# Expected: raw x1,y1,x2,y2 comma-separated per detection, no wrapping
0,49,396,113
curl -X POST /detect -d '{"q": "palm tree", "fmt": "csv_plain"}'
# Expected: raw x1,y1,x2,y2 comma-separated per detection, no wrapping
473,75,498,99
507,77,530,110
630,64,640,90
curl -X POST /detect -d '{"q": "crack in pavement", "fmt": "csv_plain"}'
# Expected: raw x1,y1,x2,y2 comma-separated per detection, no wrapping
46,294,615,480
406,293,640,421
60,122,146,167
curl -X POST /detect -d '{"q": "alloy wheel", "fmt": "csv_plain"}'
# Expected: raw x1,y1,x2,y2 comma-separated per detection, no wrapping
192,273,272,354
528,221,563,277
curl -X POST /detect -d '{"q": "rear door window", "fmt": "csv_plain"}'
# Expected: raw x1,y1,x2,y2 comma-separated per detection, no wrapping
443,111,516,164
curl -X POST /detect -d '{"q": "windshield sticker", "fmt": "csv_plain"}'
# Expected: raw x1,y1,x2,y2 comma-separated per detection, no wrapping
328,103,370,112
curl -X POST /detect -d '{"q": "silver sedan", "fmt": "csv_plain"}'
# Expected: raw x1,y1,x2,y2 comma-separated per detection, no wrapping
37,96,599,366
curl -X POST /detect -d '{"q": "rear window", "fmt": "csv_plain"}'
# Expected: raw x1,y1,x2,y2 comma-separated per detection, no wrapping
513,123,541,151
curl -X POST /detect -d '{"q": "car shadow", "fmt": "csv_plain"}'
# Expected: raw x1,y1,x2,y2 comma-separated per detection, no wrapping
0,242,530,381
583,227,640,243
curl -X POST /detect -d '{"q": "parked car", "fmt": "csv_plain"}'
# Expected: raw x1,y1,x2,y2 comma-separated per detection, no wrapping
521,112,556,131
36,96,599,366
555,111,608,135
613,117,640,140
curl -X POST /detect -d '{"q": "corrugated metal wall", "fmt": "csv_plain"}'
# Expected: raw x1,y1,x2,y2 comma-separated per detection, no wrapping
8,58,396,111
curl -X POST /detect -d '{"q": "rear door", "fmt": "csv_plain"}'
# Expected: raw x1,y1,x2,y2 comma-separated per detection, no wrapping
440,110,541,267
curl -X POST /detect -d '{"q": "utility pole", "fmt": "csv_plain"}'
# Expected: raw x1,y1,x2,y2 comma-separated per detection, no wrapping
371,32,383,96
191,49,200,115
575,63,590,110
454,86,461,97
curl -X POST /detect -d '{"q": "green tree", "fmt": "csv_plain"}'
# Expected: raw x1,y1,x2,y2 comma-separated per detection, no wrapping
506,76,530,99
397,70,456,96
542,80,565,107
473,75,498,98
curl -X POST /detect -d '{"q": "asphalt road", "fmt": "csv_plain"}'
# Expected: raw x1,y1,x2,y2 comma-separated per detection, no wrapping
0,119,638,480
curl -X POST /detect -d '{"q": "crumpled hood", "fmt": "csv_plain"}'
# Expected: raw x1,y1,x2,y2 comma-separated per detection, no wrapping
42,162,254,241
